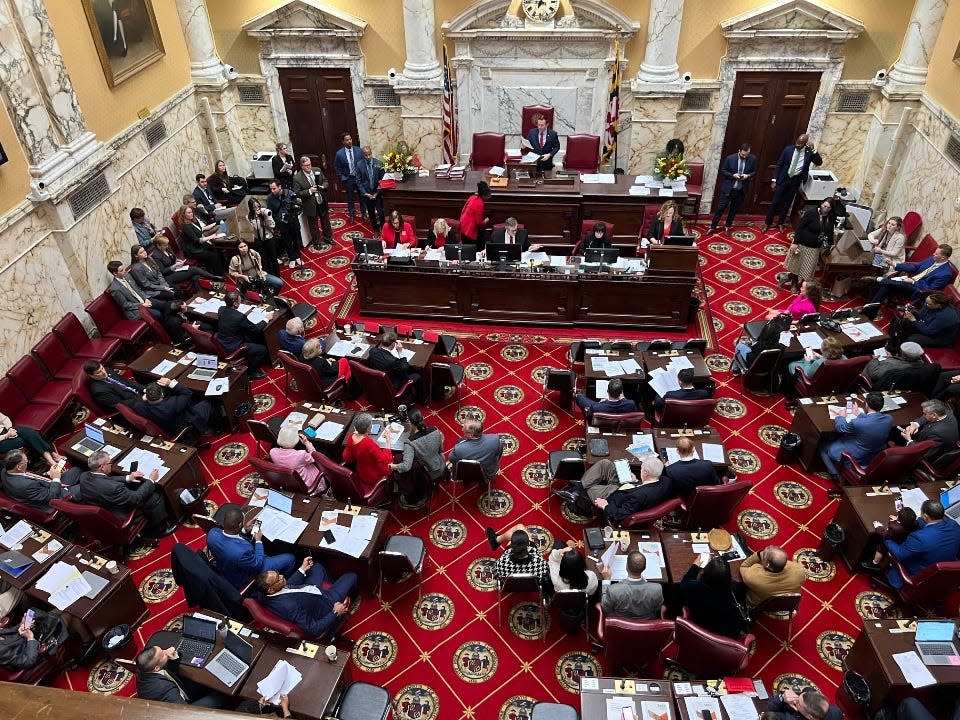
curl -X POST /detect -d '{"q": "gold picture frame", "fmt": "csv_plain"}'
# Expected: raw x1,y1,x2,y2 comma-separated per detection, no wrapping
82,0,165,88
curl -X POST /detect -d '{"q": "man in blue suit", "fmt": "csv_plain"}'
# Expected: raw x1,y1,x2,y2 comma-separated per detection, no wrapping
355,145,385,235
255,556,357,638
207,507,295,590
709,143,757,234
653,368,711,412
333,132,365,221
526,114,560,173
819,392,892,481
575,378,637,420
883,499,960,588
872,243,955,304
762,133,822,232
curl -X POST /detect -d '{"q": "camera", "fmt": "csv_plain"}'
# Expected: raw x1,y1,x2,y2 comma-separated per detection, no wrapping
681,71,692,89
262,208,272,217
387,67,398,86
873,68,888,87
223,65,239,81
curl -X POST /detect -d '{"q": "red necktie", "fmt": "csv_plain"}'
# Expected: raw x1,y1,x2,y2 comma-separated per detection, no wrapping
540,132,545,148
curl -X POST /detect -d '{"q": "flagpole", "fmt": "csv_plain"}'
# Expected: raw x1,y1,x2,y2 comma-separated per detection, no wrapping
614,28,621,172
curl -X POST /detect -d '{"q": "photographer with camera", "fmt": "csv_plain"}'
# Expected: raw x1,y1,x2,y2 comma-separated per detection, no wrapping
228,241,283,298
886,291,959,353
246,198,280,276
267,180,304,269
292,155,333,251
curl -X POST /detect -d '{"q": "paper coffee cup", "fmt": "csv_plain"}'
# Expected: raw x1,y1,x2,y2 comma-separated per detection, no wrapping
344,324,351,335
106,560,119,575
325,644,338,662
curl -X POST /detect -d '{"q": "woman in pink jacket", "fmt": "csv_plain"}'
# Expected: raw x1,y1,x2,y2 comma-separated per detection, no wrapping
269,426,325,494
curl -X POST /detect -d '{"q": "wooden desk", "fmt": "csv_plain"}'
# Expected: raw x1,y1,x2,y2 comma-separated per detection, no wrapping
580,677,674,720
661,532,745,584
644,350,712,383
239,638,350,719
299,499,387,586
829,482,945,570
584,351,646,382
185,292,285,364
275,403,356,460
653,427,728,468
787,391,926,471
778,316,888,361
584,430,641,466
582,529,668,584
845,618,960,715
0,514,70,590
672,684,767,720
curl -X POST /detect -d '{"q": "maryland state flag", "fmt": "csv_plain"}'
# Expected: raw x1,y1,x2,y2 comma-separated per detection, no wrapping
601,35,621,165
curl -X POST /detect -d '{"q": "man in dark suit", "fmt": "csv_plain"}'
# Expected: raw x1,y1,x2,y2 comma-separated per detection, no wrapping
78,450,174,538
819,392,893,481
292,155,333,250
575,378,637,420
709,143,757,234
594,457,672,524
131,382,213,437
489,217,542,253
83,359,159,411
356,145,385,236
367,331,421,395
872,244,956,304
135,645,225,707
665,437,720,499
207,507,295,590
762,133,822,232
888,291,960,351
2,450,80,512
653,367,711,411
334,132,365,221
901,398,960,462
107,261,164,320
216,291,273,379
192,174,230,221
526,113,560,172
255,556,357,638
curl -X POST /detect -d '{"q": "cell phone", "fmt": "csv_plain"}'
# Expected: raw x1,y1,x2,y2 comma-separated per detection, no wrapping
323,529,336,544
894,498,904,511
130,461,139,472
252,520,262,535
303,426,317,439
22,609,35,630
370,422,382,435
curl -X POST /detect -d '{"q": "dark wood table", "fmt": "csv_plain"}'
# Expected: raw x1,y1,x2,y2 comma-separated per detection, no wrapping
644,349,712,383
272,403,356,460
579,676,674,720
239,637,351,719
787,391,926,471
829,482,945,571
845,618,960,715
661,532,744,584
0,513,70,590
671,683,767,720
778,315,888,361
185,291,286,364
583,427,728,470
582,529,668,584
584,350,646,382
299,499,387,586
583,428,643,466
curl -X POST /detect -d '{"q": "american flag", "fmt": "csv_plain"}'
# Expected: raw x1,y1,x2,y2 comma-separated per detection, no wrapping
601,35,621,165
442,44,458,165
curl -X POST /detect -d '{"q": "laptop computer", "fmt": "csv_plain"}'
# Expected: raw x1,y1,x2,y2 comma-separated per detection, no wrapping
941,484,960,523
321,326,341,354
187,354,219,381
914,620,960,665
74,423,106,456
266,489,293,514
177,615,217,663
205,631,253,687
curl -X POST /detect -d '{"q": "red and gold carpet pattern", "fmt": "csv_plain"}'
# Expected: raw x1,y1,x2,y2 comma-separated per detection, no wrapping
48,212,957,718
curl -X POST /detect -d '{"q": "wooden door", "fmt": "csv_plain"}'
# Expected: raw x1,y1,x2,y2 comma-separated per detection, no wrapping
717,72,821,215
278,68,357,201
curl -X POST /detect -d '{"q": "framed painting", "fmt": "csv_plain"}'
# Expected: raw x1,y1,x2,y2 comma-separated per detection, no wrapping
82,0,165,88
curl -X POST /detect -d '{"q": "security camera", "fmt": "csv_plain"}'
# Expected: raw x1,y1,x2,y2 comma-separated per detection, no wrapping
223,65,238,81
872,68,887,87
387,68,398,86
681,71,692,89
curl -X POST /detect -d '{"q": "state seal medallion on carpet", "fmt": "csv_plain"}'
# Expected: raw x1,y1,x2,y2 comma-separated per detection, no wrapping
500,696,537,720
816,630,854,669
429,519,466,549
855,590,897,620
509,601,550,640
466,558,498,591
555,651,601,693
773,674,820,697
394,685,439,720
87,660,132,694
454,641,498,683
737,509,778,540
214,441,248,466
413,592,454,630
794,549,835,582
140,569,178,603
478,488,513,517
353,631,397,672
773,481,812,509
759,424,789,448
521,461,548,488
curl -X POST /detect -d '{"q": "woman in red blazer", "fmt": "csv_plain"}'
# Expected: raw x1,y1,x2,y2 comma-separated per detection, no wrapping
381,210,415,249
342,413,395,494
459,181,491,244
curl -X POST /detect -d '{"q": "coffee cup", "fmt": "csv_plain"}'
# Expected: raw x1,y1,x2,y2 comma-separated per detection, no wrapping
344,324,351,336
325,644,338,662
603,526,613,540
105,560,119,575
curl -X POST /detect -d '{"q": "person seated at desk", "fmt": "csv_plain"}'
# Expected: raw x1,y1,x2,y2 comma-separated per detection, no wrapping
207,506,296,590
593,457,672,524
448,418,503,482
871,243,955,304
731,322,786,376
193,173,232,221
869,215,906,268
896,696,960,720
459,181,491,246
270,426,325,494
301,338,350,386
255,556,357,638
367,331,421,395
130,207,159,249
424,218,455,249
526,113,560,172
900,398,959,462
786,336,844,386
640,200,684,248
278,317,305,358
862,506,917,572
664,436,721,498
208,159,247,206
2,450,80,512
78,450,174,538
177,204,225,275
864,341,927,386
132,382,214,437
652,367,711,412
555,457,658,508
236,694,294,719
391,407,445,504
599,550,663,620
882,499,960,589
135,645,227,707
768,688,842,720
887,291,959,351
738,545,806,609
931,368,960,406
766,279,821,322
680,554,750,639
549,541,599,597
489,217,542,252
581,221,612,251
129,245,176,309
0,609,67,670
818,391,892,486
228,241,283,296
575,378,637,420
83,359,158,411
343,413,395,496
0,412,65,469
216,290,272,380
381,210,415,250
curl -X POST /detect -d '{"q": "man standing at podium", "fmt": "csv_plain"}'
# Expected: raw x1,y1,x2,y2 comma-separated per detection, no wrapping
526,114,560,173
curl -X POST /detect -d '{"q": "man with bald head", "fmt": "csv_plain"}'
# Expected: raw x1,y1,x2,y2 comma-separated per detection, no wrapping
762,132,822,232
739,544,806,608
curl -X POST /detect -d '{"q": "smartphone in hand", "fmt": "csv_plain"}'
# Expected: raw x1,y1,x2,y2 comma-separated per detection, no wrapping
22,609,35,630
130,461,139,473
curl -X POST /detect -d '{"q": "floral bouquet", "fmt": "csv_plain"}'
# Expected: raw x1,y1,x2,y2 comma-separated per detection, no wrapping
653,151,689,181
383,141,422,176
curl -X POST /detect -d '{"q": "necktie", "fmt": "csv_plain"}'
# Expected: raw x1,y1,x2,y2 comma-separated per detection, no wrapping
346,149,354,174
161,670,189,702
367,160,373,181
507,233,514,244
735,158,744,189
105,375,137,393
912,262,940,282
788,148,802,177
122,278,145,303
540,132,545,148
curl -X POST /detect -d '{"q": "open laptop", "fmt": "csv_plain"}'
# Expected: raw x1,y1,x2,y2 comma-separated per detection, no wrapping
914,620,960,665
321,326,341,354
177,615,217,663
74,423,106,456
187,353,219,381
941,484,960,524
205,631,253,687
266,489,293,514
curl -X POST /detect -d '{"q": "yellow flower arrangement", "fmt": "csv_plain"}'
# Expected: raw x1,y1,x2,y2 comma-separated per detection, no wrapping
653,152,689,181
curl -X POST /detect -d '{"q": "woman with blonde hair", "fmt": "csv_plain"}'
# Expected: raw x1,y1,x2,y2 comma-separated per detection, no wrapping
425,218,456,248
869,215,907,268
641,199,684,247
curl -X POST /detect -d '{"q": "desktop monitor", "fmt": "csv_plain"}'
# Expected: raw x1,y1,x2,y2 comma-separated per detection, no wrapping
664,234,696,246
584,247,619,264
444,244,477,261
352,238,384,257
485,242,522,263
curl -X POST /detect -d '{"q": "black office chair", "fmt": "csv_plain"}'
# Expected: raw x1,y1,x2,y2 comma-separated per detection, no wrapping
334,681,391,720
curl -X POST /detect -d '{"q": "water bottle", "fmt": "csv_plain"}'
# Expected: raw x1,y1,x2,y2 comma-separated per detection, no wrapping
219,220,227,235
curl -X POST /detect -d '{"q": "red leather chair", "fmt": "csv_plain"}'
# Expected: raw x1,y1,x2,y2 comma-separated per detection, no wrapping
243,591,351,641
590,411,646,432
50,498,148,556
71,367,118,419
563,134,601,173
6,355,74,411
682,161,704,216
0,630,81,685
902,211,922,246
429,217,460,246
116,403,194,444
278,351,346,404
53,312,122,362
887,557,960,613
31,333,88,381
314,451,393,507
838,441,935,487
593,603,674,675
912,446,960,483
679,479,753,530
794,355,871,397
906,232,937,262
740,348,784,397
614,497,683,530
248,455,324,495
138,305,173,345
654,398,718,428
470,132,506,171
182,323,246,362
0,488,63,529
0,377,65,434
85,291,150,345
672,617,755,677
347,359,414,411
521,105,554,138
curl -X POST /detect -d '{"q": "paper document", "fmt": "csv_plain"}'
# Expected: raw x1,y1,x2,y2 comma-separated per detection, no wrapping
327,339,365,358
314,421,346,442
595,379,609,399
36,561,81,593
49,575,93,610
640,700,671,720
151,359,178,376
637,541,664,572
32,539,63,563
659,188,674,197
522,151,539,163
256,506,308,544
684,696,721,720
620,358,642,375
635,175,655,184
488,166,505,177
629,186,651,196
606,697,636,720
206,377,229,396
900,487,929,516
892,651,937,687
797,332,824,350
604,361,626,377
257,660,303,704
702,443,726,464
247,308,271,325
648,368,681,398
720,694,759,720
608,553,628,581
0,519,33,549
613,459,632,485
347,514,378,541
666,447,699,464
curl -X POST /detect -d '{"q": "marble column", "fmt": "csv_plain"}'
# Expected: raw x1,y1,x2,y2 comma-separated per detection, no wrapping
636,0,684,86
398,0,441,84
887,0,948,91
174,0,227,86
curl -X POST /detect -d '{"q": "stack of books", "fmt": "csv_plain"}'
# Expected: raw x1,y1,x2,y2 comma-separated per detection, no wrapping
434,164,451,178
505,148,522,162
449,165,466,179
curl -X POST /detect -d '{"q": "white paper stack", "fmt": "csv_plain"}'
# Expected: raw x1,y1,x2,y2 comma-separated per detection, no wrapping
257,660,303,704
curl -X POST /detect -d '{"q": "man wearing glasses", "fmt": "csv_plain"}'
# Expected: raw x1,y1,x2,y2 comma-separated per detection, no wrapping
254,556,357,638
